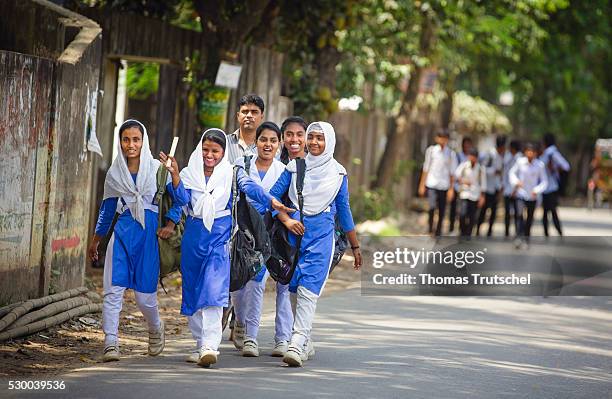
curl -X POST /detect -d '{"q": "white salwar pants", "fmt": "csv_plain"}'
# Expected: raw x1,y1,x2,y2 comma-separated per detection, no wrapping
241,271,293,343
290,286,319,348
102,236,161,347
289,235,335,349
187,306,223,351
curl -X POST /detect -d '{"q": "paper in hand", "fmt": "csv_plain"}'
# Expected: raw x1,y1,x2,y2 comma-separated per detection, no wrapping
166,137,179,167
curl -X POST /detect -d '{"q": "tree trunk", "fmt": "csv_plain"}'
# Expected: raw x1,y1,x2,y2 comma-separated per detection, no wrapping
372,77,421,189
194,0,273,81
373,11,436,190
316,46,342,93
439,75,455,129
315,44,350,163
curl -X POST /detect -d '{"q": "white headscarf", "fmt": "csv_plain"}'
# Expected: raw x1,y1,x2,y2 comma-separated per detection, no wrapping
103,119,160,229
180,129,233,232
234,154,286,192
286,121,347,215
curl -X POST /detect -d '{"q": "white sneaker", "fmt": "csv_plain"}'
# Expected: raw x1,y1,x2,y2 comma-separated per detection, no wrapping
513,237,523,249
301,339,315,361
103,345,120,362
282,344,303,367
198,348,219,368
148,320,165,356
308,340,315,358
242,339,259,357
185,350,199,363
233,322,245,349
271,341,288,357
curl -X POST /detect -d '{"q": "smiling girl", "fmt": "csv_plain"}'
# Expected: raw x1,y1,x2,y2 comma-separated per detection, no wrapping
280,116,307,163
269,121,362,367
88,119,181,362
160,128,292,368
231,122,294,358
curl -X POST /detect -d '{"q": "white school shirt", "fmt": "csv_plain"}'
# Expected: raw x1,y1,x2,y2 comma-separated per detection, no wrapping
423,144,458,191
540,145,570,194
480,149,503,194
453,151,469,190
503,151,523,196
455,160,486,201
509,157,548,201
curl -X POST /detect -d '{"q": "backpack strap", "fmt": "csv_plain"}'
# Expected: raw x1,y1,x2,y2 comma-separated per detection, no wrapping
154,165,168,206
244,154,253,175
154,165,168,227
290,157,307,268
106,212,120,238
295,158,306,220
230,165,240,233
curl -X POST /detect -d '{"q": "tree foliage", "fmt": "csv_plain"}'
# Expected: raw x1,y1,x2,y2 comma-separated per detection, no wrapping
68,0,611,185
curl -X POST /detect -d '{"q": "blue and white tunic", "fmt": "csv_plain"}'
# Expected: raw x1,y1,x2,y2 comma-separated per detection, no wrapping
96,173,182,294
269,171,354,295
237,155,286,282
171,169,273,316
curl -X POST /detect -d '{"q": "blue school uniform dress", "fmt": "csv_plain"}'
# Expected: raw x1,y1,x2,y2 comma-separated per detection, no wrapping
96,173,182,293
237,156,292,342
240,158,287,282
171,169,272,316
269,170,355,295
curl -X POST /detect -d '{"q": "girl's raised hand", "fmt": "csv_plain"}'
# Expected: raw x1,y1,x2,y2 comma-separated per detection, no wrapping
160,152,182,188
159,151,179,175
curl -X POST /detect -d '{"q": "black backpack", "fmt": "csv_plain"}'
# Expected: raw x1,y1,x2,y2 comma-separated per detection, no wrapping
265,158,348,284
229,156,272,292
331,218,349,273
265,158,306,285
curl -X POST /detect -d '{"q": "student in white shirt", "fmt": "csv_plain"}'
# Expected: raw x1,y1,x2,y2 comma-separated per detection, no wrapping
418,130,458,237
503,140,523,237
455,148,486,237
540,133,570,236
509,143,548,244
476,135,505,237
449,137,473,234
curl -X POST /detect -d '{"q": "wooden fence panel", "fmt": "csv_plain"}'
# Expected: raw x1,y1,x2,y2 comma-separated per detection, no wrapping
329,111,391,193
226,46,288,133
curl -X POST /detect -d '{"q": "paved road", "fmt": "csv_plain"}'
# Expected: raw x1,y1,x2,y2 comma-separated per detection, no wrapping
2,206,611,399
485,206,612,237
3,290,611,399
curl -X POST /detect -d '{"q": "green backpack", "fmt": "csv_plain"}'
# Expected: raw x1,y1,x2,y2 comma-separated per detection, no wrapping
154,165,185,291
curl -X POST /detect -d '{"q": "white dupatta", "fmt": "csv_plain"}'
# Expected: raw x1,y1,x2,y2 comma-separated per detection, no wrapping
180,129,233,231
102,119,159,228
286,122,346,215
234,154,286,191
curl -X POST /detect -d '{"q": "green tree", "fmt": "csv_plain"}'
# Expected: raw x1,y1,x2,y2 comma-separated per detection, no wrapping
335,0,566,190
460,0,610,192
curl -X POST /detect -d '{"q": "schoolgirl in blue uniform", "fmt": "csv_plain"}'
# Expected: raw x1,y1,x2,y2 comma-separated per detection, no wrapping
88,119,181,362
232,122,294,358
160,129,292,368
269,121,363,367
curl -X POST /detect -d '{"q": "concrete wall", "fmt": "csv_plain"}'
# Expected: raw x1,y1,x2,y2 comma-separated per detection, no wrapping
0,0,101,304
0,52,55,303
